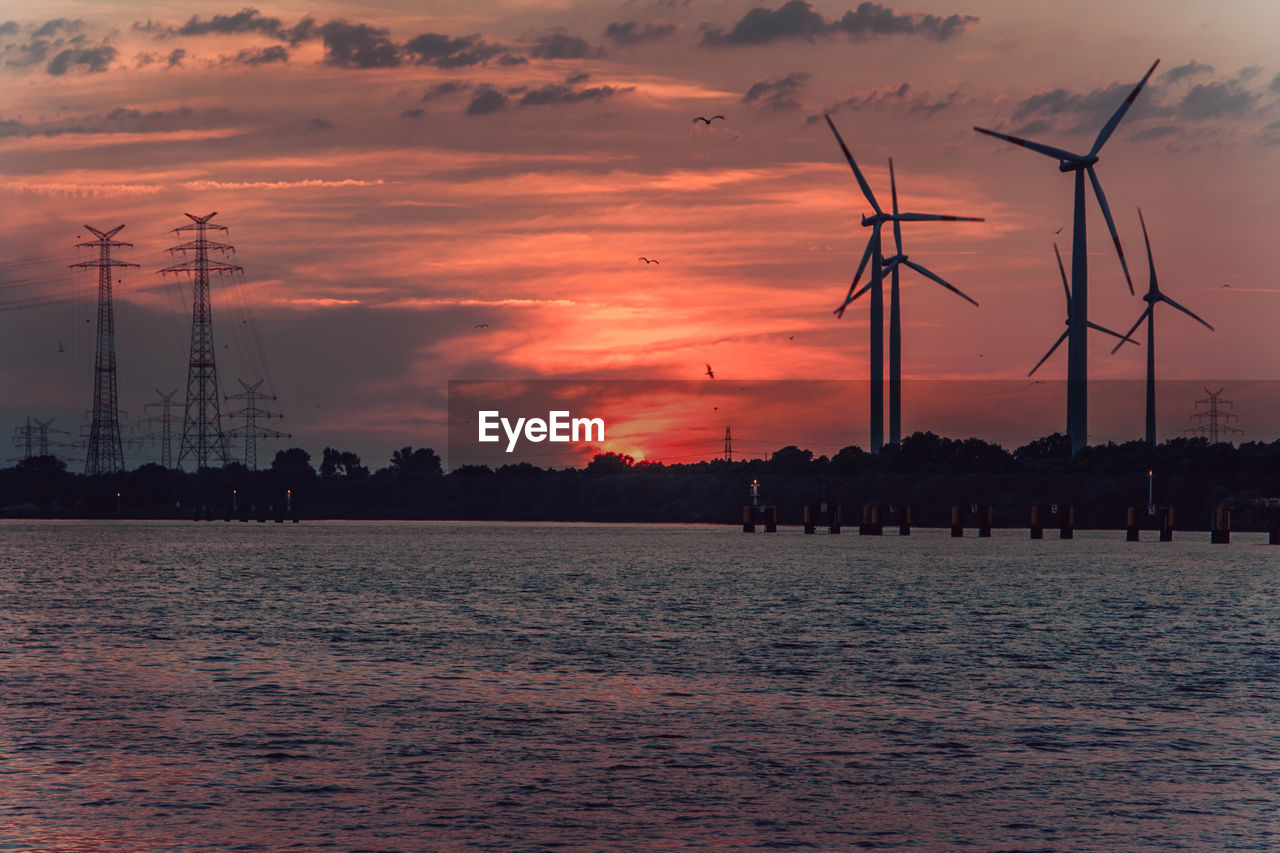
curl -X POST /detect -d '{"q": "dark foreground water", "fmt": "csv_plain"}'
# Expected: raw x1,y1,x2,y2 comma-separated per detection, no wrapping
2,521,1278,851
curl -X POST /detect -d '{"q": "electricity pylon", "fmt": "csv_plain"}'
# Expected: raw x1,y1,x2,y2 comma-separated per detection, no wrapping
160,212,241,470
225,379,289,471
72,225,137,475
141,388,180,468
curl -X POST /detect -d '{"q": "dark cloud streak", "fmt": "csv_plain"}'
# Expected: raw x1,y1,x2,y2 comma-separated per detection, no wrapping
467,86,509,115
517,83,633,106
319,20,399,68
529,32,600,59
701,0,978,46
1163,59,1213,84
47,44,115,75
744,72,810,110
604,20,677,46
404,32,511,68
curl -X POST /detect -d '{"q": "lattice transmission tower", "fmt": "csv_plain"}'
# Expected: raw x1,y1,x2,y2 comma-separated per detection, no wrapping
723,426,733,462
11,417,70,461
160,212,242,470
1186,387,1242,444
72,225,138,475
225,379,289,471
141,388,181,468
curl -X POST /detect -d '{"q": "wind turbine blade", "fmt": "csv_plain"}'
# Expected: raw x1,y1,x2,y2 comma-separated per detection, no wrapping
835,278,875,316
1088,59,1160,158
1087,166,1134,294
1137,207,1158,294
1159,294,1214,331
890,158,903,256
1086,320,1138,343
824,114,881,215
882,255,904,276
894,213,984,223
834,238,876,316
1029,329,1069,376
973,126,1080,163
1110,308,1150,354
1053,243,1071,309
902,259,979,307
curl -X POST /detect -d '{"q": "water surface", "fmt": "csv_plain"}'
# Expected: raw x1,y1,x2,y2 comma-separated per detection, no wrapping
2,521,1277,850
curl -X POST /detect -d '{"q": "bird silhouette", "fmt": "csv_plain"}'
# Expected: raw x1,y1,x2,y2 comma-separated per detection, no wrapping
705,364,714,379
638,257,659,264
475,323,489,327
692,115,725,125
1054,227,1063,234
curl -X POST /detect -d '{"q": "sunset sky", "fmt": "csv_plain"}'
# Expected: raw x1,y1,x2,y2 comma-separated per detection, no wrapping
2,0,1278,469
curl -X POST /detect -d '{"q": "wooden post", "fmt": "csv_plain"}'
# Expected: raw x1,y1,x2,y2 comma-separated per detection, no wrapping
829,505,841,535
804,504,815,534
1159,506,1173,542
1211,503,1230,544
1029,504,1043,539
1125,507,1139,542
1059,506,1074,539
860,504,882,536
764,505,777,533
978,504,992,537
742,506,755,533
898,505,911,537
950,505,963,537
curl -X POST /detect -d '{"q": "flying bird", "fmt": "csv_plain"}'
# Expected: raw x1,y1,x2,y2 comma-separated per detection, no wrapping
475,323,489,327
705,364,714,379
639,257,659,264
692,115,725,125
1054,227,1063,234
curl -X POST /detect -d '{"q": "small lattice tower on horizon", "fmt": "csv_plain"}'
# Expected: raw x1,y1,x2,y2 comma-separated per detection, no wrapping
142,388,180,469
225,379,289,471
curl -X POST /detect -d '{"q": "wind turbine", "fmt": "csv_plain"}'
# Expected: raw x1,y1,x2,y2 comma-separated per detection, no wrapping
975,59,1159,454
824,116,982,451
1110,208,1213,445
1029,243,1136,379
880,159,981,445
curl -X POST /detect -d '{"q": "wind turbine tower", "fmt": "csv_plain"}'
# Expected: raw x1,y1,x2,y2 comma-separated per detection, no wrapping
1112,209,1214,445
72,225,138,476
976,59,1159,454
160,212,242,470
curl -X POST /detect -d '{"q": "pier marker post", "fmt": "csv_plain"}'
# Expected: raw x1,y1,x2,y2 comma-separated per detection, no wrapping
1125,507,1139,541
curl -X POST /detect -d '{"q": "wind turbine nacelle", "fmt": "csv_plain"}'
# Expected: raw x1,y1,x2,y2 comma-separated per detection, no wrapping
1058,155,1096,173
861,213,876,226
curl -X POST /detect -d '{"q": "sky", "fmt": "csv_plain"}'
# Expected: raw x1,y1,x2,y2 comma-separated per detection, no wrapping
2,0,1279,470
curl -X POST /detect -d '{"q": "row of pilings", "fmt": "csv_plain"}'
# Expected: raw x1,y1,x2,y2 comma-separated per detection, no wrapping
743,502,1272,544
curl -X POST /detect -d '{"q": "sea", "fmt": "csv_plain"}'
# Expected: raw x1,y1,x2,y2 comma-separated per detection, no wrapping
2,520,1278,852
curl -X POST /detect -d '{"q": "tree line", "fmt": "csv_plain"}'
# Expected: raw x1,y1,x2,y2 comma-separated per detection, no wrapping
2,431,1278,529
